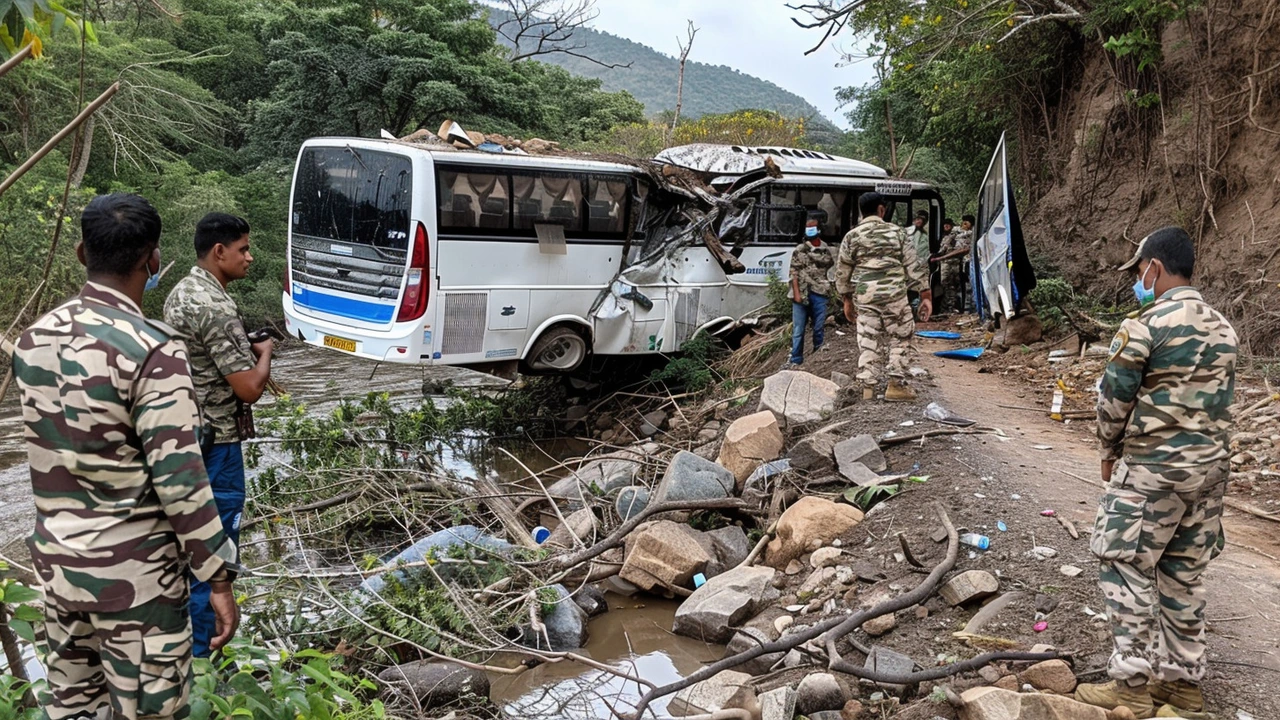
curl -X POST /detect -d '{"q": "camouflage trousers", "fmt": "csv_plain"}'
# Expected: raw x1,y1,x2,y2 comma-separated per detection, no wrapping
40,576,193,720
938,261,965,313
855,293,915,388
1090,460,1228,685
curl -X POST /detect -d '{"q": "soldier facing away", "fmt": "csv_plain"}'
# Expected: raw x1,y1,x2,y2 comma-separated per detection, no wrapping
164,212,273,658
836,192,932,402
1075,227,1236,720
13,193,239,719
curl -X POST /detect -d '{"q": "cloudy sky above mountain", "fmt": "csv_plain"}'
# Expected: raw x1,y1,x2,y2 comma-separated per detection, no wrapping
590,0,875,128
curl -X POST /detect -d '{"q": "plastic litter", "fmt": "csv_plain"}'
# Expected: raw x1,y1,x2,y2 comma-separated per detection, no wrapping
746,458,791,486
1033,621,1049,633
959,533,991,550
917,330,962,339
1050,388,1065,421
1025,546,1058,561
532,526,551,544
996,521,1008,532
693,572,707,589
934,347,985,360
1040,509,1057,517
924,401,977,427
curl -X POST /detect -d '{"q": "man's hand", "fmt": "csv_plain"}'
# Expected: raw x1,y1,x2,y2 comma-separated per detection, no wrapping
208,581,240,652
843,296,855,324
918,298,933,323
250,338,274,359
1101,459,1116,485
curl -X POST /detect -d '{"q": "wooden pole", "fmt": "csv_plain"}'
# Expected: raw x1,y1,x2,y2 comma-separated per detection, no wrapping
0,44,33,79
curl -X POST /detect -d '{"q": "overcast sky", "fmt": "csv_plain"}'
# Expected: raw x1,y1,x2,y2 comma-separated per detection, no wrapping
587,0,875,128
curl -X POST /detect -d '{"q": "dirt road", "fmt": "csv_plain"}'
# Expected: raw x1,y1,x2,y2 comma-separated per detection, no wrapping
795,324,1280,717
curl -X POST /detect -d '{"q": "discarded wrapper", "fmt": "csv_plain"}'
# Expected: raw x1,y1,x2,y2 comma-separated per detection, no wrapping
1050,388,1065,421
1040,509,1056,517
1033,621,1048,633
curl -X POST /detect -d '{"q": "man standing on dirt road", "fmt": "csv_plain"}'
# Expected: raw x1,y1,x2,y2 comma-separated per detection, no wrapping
13,193,239,718
787,211,835,366
836,192,932,402
1075,227,1236,720
164,211,273,658
932,215,973,314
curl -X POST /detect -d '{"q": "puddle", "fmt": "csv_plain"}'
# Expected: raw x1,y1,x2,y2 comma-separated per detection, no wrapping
491,596,723,719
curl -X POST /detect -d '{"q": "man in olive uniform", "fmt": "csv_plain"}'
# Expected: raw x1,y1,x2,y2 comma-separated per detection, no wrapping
904,209,931,319
932,215,973,314
836,192,932,402
1075,227,1236,720
13,193,240,719
164,212,273,658
787,212,835,365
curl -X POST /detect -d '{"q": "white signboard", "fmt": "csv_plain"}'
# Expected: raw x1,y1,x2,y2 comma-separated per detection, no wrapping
875,181,913,197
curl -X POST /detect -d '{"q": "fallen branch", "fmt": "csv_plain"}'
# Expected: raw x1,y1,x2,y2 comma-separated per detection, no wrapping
738,520,778,569
879,426,1003,447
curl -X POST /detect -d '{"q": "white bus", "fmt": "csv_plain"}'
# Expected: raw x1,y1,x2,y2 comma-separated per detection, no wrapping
282,139,945,374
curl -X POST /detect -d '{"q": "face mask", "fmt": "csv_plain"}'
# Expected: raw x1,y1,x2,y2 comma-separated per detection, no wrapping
144,254,161,292
805,226,819,238
1132,262,1156,306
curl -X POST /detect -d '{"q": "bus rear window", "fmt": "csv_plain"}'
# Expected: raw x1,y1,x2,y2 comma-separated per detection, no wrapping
293,147,412,250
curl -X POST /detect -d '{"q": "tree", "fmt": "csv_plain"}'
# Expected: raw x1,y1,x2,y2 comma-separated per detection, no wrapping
489,0,629,69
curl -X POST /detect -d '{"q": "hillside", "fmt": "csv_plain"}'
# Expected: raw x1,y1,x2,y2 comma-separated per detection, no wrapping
487,10,844,143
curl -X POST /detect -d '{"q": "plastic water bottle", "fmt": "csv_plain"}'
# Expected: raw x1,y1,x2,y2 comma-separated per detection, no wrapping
959,533,990,550
532,526,551,544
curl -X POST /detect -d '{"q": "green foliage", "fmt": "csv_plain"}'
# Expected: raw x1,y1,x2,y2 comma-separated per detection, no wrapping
765,272,792,318
0,676,41,720
1091,0,1201,73
190,642,384,720
648,331,721,391
1028,276,1075,334
0,0,90,58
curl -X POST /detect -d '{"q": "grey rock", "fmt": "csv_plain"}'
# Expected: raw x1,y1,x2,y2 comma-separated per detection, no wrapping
796,673,846,715
758,370,840,430
831,370,853,387
759,686,797,720
706,525,751,569
723,626,784,675
519,584,588,651
838,461,884,487
573,583,609,618
787,432,839,472
834,434,887,473
363,526,511,594
657,450,736,504
673,566,779,643
668,670,755,717
615,486,651,521
377,661,489,709
576,457,642,495
864,645,917,695
640,409,668,437
808,712,845,720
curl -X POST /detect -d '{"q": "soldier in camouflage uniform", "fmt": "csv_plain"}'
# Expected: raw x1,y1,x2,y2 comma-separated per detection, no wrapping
13,193,239,719
164,212,273,658
931,215,973,314
836,192,932,402
1076,227,1236,720
787,212,835,365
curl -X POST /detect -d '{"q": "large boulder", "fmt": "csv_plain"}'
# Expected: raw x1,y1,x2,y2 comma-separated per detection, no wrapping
764,497,864,568
668,670,756,717
657,451,736,504
705,525,751,570
673,565,779,643
716,411,785,489
518,584,589,651
620,520,713,594
834,434,887,473
787,432,839,472
575,456,641,495
362,526,511,594
959,686,1109,720
377,661,489,709
758,370,840,430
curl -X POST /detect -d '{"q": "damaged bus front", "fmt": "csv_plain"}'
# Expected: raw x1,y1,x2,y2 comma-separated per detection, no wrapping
282,137,945,375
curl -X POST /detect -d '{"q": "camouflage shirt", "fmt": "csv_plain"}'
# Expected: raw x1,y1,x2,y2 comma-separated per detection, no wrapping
1097,287,1238,467
906,225,930,273
13,282,236,613
164,266,255,444
940,229,972,255
789,241,834,298
835,216,927,303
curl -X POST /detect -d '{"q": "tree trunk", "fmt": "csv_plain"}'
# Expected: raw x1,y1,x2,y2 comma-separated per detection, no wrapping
69,115,94,189
672,22,697,132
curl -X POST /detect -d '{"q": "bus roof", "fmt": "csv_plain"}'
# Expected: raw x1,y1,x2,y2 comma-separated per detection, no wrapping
730,146,889,178
300,137,643,176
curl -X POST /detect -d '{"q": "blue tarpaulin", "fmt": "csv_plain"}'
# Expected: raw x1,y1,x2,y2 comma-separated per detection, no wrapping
916,330,962,340
934,347,985,360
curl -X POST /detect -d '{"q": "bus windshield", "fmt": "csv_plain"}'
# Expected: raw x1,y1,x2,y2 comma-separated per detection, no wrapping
292,146,413,251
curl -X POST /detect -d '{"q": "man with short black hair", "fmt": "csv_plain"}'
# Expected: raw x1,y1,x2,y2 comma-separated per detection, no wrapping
933,215,973,314
1075,227,1236,719
836,192,931,401
14,193,239,719
787,211,835,365
164,211,273,658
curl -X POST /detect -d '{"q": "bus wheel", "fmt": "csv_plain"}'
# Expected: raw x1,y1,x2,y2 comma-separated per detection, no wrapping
526,327,588,374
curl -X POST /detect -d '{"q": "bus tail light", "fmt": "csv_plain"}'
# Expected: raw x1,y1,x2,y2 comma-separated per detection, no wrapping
397,221,429,322
283,251,291,296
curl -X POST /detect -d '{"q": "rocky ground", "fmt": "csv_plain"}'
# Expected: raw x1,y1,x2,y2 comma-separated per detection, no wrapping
472,314,1280,720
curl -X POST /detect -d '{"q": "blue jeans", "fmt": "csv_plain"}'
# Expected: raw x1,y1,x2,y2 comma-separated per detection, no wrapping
190,442,245,658
790,292,828,364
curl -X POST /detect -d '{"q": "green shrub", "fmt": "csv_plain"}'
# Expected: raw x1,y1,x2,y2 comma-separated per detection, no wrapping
190,643,385,720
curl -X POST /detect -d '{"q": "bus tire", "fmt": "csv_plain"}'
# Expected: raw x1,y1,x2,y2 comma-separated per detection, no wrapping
524,326,589,374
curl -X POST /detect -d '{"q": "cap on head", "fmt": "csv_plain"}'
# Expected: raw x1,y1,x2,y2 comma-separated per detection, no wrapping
914,210,929,221
1118,226,1195,278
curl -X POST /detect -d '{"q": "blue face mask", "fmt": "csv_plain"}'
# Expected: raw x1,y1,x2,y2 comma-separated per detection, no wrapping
805,226,820,238
1132,262,1156,306
144,254,161,292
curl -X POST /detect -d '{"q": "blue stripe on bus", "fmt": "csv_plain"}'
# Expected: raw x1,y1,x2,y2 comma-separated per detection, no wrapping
294,286,396,323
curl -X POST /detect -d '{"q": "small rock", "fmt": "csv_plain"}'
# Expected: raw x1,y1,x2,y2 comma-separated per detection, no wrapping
640,409,668,437
1060,564,1084,577
774,615,794,635
834,434,888,473
788,432,839,472
796,673,846,715
758,370,840,430
519,584,588,650
1020,659,1077,694
573,583,609,618
863,645,916,694
673,566,780,643
930,527,949,543
759,686,797,720
993,674,1021,692
811,546,843,569
914,605,929,619
1031,643,1056,654
841,699,864,720
977,665,1004,684
785,559,805,575
615,486,650,521
722,627,785,675
863,613,897,637
837,461,885,487
1025,546,1058,561
831,370,853,387
939,570,999,606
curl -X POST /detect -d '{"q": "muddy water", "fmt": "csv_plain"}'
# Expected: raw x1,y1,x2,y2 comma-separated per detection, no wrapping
491,597,722,719
0,343,713,715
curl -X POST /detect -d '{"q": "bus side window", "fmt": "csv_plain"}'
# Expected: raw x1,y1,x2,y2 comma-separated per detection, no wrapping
514,174,583,232
587,177,626,234
439,171,509,231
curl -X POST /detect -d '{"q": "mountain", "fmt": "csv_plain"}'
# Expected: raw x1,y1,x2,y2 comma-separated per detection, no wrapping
487,10,844,142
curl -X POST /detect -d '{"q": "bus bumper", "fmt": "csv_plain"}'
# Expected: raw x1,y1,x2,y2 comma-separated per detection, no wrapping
283,296,431,364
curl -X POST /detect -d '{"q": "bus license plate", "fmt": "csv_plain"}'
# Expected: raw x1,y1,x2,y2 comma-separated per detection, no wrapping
323,334,357,353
